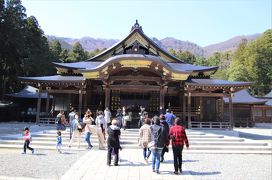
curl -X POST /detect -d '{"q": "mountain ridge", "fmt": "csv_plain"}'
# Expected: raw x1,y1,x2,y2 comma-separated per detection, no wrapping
47,33,261,57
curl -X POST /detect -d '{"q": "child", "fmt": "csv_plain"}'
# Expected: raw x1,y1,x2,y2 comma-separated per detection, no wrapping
22,127,34,154
56,131,62,153
107,119,121,166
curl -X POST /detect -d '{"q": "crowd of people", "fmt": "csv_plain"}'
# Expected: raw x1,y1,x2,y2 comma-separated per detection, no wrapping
23,106,189,175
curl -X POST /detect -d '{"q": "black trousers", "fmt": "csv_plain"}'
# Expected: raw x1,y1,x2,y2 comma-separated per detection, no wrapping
161,145,168,158
107,146,119,165
172,145,183,172
23,140,33,153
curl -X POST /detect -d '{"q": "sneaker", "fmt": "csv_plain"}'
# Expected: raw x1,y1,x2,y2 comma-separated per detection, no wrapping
173,171,178,175
156,170,160,174
179,168,182,174
32,149,35,154
144,159,148,164
21,152,26,154
152,169,155,172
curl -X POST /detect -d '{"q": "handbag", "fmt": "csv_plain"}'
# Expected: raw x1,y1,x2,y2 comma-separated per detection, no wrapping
124,115,130,121
148,141,155,148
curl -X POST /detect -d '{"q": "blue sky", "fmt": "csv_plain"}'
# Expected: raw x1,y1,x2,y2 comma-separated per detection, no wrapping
22,0,271,47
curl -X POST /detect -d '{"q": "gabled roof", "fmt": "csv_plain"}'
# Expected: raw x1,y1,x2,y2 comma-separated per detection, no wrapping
6,85,52,99
86,20,184,63
264,90,272,98
224,89,267,104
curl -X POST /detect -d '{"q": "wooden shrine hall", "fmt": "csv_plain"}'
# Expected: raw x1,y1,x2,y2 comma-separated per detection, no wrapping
19,20,251,129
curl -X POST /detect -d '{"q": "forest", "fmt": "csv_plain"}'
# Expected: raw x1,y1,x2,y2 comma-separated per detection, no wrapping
0,0,271,100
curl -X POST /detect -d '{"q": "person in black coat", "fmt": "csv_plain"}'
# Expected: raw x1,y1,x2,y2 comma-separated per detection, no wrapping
150,116,167,174
159,114,170,162
107,119,121,166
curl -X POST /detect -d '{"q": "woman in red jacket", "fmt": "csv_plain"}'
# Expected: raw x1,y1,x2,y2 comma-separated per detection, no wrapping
168,117,189,174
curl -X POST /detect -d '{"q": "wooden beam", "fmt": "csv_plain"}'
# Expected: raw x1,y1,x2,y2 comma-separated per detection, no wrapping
42,89,86,94
109,85,160,91
188,92,192,128
109,75,161,82
185,92,225,97
78,89,83,118
36,85,42,124
45,93,50,114
229,94,233,129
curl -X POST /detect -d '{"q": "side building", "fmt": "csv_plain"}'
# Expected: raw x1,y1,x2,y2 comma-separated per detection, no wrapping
19,21,251,129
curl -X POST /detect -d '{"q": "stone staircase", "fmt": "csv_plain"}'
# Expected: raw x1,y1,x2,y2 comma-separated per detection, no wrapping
0,128,271,154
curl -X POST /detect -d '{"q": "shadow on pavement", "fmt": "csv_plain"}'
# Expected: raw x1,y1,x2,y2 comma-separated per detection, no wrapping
119,159,146,166
188,170,221,176
237,131,272,140
163,159,199,164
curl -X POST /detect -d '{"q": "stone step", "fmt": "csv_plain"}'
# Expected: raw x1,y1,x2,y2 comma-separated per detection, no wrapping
0,143,270,154
0,138,270,149
0,136,246,142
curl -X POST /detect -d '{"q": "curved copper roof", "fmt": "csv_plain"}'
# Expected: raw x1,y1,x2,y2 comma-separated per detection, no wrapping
53,54,218,74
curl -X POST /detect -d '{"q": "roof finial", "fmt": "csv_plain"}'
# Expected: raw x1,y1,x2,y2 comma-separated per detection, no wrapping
131,19,142,31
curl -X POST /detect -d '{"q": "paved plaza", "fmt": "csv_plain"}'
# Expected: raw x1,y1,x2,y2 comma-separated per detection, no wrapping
0,123,271,180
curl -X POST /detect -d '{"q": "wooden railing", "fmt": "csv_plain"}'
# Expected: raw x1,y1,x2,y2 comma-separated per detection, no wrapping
191,121,231,129
234,118,255,127
39,117,56,125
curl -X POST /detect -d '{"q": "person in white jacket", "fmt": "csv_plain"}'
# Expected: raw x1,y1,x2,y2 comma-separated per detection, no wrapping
95,111,106,150
104,107,112,129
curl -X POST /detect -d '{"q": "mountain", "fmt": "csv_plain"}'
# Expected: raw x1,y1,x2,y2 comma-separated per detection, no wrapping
203,34,260,56
46,33,260,57
159,37,205,57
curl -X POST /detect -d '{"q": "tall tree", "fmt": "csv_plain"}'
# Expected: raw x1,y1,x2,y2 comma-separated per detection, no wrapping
0,0,26,98
65,42,88,62
227,39,249,82
244,29,272,94
49,40,62,61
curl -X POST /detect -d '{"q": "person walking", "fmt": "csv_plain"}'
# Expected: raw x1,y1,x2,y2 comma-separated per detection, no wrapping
164,109,176,127
116,108,123,129
168,117,189,174
83,113,94,149
139,118,152,164
159,114,170,163
56,131,62,153
122,106,127,130
107,119,121,166
104,107,112,129
95,111,106,150
150,116,167,174
68,113,82,148
22,127,34,154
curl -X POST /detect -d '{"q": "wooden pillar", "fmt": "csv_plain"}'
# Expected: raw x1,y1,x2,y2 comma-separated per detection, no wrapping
46,93,50,114
84,91,88,110
183,94,186,122
160,86,165,110
105,86,110,108
229,94,233,129
221,97,224,122
200,96,203,121
188,92,192,128
78,89,83,118
36,85,42,124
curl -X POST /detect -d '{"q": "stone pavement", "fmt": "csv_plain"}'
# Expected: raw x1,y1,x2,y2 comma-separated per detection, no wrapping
61,148,194,180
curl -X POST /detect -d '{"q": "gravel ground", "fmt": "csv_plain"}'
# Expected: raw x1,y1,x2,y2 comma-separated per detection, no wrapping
182,153,272,180
0,149,86,179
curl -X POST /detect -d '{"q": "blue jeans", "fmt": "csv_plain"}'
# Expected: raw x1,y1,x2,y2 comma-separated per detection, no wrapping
151,148,162,171
143,147,151,159
85,132,92,147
